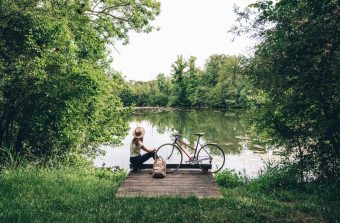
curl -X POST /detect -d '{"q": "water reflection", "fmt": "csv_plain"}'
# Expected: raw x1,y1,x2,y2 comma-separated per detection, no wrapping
130,109,249,153
93,109,280,176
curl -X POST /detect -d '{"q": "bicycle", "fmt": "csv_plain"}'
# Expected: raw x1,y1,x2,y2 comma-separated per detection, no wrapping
155,133,225,173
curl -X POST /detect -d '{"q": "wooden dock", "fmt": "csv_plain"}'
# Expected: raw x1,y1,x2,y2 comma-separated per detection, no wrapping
116,170,222,198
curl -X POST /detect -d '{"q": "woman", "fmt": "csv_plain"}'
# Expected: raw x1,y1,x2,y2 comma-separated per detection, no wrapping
130,126,156,170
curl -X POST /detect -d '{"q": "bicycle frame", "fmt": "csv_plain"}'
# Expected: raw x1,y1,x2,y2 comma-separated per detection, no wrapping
172,136,204,161
157,134,224,173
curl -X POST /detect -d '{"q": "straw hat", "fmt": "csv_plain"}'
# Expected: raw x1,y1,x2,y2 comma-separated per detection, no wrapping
133,127,145,138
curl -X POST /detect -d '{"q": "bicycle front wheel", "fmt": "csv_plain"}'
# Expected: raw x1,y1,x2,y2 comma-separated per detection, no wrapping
197,143,225,173
156,143,183,173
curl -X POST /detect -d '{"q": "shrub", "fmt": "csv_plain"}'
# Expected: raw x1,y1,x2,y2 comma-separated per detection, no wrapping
248,162,300,192
215,170,247,188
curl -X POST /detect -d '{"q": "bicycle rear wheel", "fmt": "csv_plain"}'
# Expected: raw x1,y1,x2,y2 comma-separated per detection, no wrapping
155,143,183,173
197,143,225,173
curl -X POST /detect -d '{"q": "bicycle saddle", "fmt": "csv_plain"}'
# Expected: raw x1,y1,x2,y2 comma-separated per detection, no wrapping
172,133,181,138
194,133,205,136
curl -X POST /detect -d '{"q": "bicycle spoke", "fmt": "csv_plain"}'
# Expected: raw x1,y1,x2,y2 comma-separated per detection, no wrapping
197,144,225,173
156,143,182,173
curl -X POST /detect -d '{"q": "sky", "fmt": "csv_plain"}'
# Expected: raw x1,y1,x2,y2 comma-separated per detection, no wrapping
111,0,256,81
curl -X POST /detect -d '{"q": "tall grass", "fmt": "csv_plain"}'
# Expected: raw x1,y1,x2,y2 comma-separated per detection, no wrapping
0,164,338,222
0,166,126,222
215,165,339,222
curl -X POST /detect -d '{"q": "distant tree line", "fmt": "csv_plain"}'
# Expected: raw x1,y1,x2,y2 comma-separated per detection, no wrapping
118,55,252,108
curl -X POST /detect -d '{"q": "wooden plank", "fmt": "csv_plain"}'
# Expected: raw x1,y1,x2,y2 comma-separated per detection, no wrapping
116,169,222,198
129,163,212,169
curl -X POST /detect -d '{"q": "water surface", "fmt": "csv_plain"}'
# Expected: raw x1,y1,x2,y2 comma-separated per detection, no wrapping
94,109,280,176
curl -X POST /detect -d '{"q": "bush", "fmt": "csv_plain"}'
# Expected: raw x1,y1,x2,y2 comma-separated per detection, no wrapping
215,170,246,188
248,162,300,192
0,0,160,165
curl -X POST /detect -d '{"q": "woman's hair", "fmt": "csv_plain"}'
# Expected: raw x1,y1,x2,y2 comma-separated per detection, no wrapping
132,137,143,146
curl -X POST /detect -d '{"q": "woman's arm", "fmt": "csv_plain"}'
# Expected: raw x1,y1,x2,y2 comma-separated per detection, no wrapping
138,141,155,153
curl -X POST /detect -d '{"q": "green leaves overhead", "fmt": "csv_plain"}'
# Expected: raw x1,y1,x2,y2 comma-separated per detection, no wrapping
85,0,160,44
0,0,160,163
234,0,340,179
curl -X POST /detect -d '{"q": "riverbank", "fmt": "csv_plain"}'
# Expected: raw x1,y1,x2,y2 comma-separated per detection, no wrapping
0,166,338,222
131,106,247,114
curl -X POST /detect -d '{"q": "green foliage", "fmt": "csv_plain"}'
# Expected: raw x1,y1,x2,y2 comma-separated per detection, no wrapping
121,54,252,108
215,164,301,192
215,170,246,188
234,0,340,179
169,55,189,106
0,0,160,163
0,166,338,222
249,163,300,192
205,54,225,86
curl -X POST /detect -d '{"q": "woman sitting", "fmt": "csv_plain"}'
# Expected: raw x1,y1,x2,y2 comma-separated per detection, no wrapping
130,127,156,170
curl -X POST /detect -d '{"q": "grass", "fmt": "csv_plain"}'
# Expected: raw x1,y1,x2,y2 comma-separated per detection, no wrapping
0,166,338,223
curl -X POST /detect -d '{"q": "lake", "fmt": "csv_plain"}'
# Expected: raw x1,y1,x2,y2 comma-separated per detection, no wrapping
93,109,281,176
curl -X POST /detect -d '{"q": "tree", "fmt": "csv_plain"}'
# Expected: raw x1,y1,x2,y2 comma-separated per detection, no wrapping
234,0,340,179
208,55,248,108
169,55,188,106
155,73,170,106
185,56,201,106
204,54,226,87
0,0,160,162
120,54,251,108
